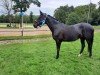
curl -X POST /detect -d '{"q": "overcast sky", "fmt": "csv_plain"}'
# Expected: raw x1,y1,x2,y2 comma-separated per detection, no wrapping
26,0,100,16
0,0,100,16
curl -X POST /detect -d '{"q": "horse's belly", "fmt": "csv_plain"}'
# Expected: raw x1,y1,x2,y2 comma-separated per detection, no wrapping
62,35,79,42
63,38,79,42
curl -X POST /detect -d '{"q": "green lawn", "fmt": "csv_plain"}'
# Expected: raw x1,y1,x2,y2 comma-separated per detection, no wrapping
0,32,100,75
0,35,51,41
93,26,100,30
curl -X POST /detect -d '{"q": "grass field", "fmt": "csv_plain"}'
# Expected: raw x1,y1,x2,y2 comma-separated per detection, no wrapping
0,35,51,41
0,32,100,75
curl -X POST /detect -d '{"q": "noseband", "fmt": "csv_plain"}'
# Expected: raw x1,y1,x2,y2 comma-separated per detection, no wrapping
39,15,47,26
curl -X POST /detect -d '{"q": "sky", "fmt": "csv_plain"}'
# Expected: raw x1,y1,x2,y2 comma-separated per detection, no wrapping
0,0,100,16
26,0,100,16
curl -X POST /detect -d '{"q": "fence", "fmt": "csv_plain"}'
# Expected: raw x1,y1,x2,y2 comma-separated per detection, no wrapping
0,26,51,36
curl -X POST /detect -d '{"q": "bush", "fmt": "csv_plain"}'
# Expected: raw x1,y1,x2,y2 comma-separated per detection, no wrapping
6,24,11,27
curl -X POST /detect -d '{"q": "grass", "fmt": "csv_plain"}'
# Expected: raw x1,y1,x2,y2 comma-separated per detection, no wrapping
0,32,100,75
0,35,51,41
93,26,100,30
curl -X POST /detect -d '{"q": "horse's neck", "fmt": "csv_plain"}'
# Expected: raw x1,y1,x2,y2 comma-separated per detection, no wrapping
46,15,60,32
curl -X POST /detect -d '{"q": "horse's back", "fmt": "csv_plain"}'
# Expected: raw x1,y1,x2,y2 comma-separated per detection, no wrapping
53,23,94,41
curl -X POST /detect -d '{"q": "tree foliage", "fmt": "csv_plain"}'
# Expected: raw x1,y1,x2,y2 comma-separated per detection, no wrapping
66,12,80,25
0,14,38,23
30,11,34,23
54,5,74,24
54,3,100,25
12,0,41,13
12,0,41,27
0,0,14,26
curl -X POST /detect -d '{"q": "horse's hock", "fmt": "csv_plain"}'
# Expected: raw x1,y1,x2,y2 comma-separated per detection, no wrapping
0,26,51,36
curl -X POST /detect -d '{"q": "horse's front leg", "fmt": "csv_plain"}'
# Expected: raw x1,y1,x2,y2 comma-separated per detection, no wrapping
55,40,61,59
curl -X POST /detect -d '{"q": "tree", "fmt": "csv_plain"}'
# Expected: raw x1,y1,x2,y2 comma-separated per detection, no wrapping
54,9,67,23
0,0,13,26
74,3,96,24
0,15,6,23
12,0,41,28
97,1,100,24
54,5,74,24
98,1,100,10
66,12,80,25
54,3,98,25
30,11,33,23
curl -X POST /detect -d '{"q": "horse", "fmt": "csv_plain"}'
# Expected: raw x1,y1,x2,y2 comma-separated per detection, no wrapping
33,11,94,59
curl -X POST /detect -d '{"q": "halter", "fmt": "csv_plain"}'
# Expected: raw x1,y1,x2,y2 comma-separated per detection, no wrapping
40,14,47,27
40,18,46,26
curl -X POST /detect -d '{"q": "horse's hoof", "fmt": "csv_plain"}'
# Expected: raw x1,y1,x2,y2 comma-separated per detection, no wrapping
78,54,82,57
56,56,59,59
89,55,92,58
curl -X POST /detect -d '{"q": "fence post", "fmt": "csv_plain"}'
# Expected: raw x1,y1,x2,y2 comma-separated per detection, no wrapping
21,29,23,36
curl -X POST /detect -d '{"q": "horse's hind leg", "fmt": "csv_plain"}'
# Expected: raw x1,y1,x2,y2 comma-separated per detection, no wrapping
86,38,93,57
78,39,85,57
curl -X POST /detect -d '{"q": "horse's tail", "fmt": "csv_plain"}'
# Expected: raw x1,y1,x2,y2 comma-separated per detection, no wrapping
81,25,86,38
91,28,94,42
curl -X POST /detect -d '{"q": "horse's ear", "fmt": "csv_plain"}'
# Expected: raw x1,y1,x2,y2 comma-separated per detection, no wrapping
44,13,47,17
40,10,43,15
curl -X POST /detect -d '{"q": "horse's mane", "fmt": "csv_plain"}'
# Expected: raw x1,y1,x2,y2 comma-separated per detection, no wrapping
47,15,64,24
47,15,59,22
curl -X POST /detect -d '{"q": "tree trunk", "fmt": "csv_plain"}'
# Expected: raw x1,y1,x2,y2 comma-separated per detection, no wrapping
20,7,23,28
20,11,23,36
8,14,12,27
9,16,12,27
20,15,23,28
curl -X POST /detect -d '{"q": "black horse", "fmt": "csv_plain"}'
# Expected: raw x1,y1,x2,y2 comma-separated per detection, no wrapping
34,11,94,59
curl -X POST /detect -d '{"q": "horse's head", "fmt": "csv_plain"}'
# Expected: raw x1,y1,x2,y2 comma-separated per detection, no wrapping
33,11,47,28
